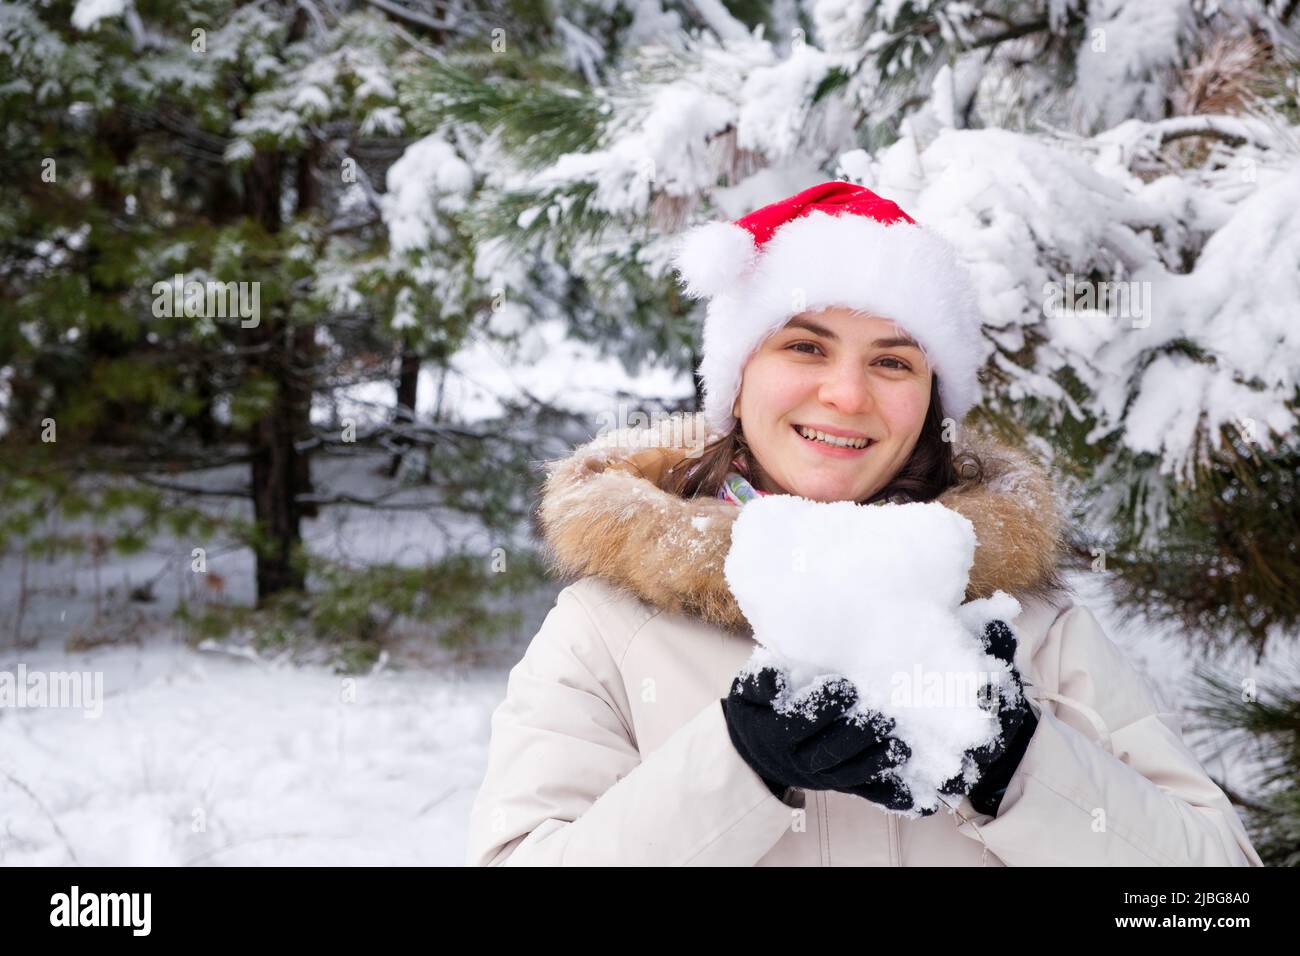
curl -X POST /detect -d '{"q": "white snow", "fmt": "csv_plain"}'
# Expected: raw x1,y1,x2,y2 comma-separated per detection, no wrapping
724,494,1023,815
381,134,474,253
70,0,125,32
1075,0,1196,129
736,44,835,159
433,317,693,423
0,640,505,865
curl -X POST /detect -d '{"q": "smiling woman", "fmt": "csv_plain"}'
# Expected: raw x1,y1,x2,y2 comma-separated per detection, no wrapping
465,181,1262,867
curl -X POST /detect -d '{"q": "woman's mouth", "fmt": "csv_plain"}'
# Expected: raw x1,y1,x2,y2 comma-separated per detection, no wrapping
791,424,874,457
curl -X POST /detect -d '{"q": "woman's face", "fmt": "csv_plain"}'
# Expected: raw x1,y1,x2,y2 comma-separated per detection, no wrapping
732,307,933,503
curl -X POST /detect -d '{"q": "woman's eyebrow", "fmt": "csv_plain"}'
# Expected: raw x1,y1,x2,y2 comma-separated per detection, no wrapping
783,317,921,350
784,317,838,339
871,335,922,350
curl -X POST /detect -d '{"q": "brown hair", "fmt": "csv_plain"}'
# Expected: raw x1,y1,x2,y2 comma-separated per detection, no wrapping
661,373,982,504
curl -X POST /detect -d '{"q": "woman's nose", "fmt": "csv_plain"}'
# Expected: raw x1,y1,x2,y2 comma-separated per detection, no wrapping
817,361,875,415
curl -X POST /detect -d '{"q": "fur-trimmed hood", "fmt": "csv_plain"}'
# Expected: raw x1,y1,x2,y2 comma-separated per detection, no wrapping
537,412,1068,634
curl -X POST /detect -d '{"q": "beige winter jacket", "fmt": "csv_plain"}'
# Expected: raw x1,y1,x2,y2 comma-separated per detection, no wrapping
466,414,1263,866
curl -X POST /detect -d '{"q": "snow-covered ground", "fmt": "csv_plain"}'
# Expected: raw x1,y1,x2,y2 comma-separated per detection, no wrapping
0,640,507,865
0,490,559,866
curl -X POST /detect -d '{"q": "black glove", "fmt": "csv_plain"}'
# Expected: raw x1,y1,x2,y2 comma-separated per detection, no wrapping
721,666,918,812
939,619,1038,816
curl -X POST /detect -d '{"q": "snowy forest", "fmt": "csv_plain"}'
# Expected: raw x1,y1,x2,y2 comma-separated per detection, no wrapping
1,0,1298,866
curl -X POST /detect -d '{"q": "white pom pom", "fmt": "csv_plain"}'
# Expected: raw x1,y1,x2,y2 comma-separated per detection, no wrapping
670,221,757,298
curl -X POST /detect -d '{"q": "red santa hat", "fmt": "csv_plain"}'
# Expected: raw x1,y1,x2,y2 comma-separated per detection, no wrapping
671,180,985,434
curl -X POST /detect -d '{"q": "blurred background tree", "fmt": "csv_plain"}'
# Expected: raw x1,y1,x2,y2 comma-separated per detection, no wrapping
0,0,565,661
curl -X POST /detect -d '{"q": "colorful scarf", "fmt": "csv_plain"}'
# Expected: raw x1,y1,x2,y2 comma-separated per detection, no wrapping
717,456,770,506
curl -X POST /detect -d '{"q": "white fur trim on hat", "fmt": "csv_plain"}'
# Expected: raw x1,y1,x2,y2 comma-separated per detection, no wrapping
670,220,758,298
695,211,985,434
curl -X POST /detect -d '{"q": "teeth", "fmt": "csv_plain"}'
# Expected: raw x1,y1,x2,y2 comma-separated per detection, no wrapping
796,425,870,449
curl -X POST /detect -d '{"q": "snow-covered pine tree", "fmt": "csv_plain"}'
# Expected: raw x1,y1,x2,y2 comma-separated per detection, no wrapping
0,0,551,659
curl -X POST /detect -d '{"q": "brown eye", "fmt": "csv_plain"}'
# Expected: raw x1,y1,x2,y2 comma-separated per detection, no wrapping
877,356,911,371
788,341,823,356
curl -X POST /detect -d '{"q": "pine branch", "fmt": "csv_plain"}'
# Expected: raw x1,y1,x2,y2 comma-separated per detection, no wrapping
362,0,456,33
1151,114,1280,149
293,490,450,510
461,181,607,252
968,18,1051,51
1211,775,1282,816
680,0,751,43
132,476,252,498
400,57,605,169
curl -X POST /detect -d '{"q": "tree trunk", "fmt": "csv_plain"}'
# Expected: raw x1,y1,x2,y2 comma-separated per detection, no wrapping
387,344,421,477
251,350,306,600
244,148,310,601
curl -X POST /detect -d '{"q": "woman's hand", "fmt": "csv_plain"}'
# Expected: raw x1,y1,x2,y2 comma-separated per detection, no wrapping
721,666,919,810
939,619,1039,815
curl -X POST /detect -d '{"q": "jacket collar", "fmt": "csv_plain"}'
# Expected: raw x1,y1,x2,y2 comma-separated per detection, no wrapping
537,412,1069,634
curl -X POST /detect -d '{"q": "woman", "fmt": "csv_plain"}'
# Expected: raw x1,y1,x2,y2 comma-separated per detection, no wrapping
465,182,1262,866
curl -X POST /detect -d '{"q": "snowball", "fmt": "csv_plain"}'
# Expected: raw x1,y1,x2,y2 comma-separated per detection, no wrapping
724,494,1023,815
